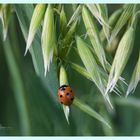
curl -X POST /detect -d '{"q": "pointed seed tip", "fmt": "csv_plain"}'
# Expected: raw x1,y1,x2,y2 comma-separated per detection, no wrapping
3,31,7,41
105,87,110,95
24,48,28,56
125,91,129,98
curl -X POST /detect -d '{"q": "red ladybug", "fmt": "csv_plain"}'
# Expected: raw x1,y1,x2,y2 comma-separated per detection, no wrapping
58,85,75,106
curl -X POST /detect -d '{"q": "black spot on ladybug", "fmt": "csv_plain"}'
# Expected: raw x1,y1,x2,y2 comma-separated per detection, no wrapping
66,93,70,96
60,95,63,98
70,90,72,92
61,102,63,104
71,98,74,101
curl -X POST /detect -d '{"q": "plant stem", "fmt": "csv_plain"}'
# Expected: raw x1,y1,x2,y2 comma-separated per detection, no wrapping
1,17,31,135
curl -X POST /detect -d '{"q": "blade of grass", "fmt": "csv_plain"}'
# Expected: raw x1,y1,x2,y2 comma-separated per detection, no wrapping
74,97,111,128
1,26,31,135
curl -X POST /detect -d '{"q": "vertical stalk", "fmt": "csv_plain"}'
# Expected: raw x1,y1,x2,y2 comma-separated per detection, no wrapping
3,38,31,135
4,38,30,135
1,16,31,135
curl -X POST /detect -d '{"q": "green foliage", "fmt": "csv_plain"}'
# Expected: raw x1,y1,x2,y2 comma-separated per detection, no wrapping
41,5,57,76
1,4,140,136
106,27,135,94
110,4,134,42
126,52,140,96
25,4,46,55
82,6,107,70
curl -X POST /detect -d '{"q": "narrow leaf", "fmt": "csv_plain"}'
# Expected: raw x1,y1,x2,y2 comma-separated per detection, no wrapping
2,29,31,135
126,52,140,96
25,4,46,55
41,5,56,76
74,98,111,128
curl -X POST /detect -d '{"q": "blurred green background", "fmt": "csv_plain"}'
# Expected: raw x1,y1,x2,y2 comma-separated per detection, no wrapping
0,4,140,136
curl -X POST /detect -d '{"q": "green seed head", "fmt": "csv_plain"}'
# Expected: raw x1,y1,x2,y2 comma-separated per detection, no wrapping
25,4,46,55
82,6,107,70
41,4,56,76
106,27,135,94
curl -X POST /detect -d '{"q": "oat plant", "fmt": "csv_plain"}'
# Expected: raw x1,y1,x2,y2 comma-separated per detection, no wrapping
1,4,140,136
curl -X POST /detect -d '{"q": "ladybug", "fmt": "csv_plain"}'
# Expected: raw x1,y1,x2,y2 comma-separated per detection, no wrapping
58,85,75,106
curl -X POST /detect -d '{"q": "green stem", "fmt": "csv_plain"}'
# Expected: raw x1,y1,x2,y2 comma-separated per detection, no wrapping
3,39,31,135
1,16,31,135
